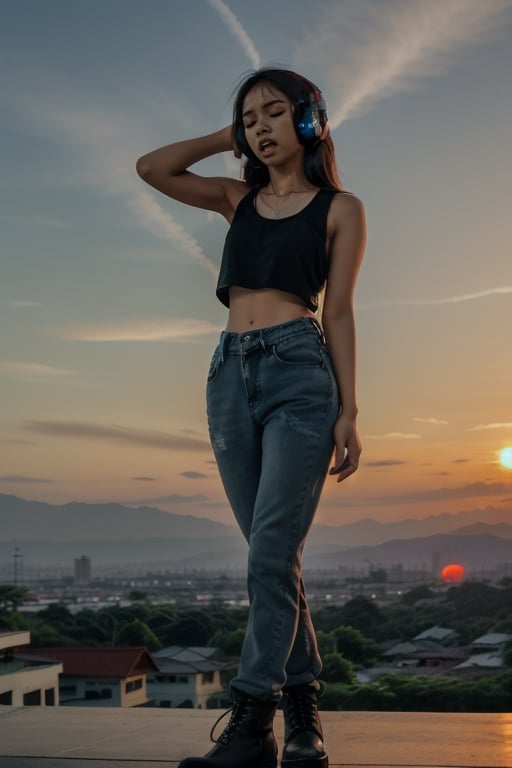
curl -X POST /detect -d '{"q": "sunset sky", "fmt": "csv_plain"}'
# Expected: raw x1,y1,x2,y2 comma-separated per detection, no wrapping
1,0,511,527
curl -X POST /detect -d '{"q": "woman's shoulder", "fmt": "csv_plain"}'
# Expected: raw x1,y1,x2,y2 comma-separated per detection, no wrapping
326,190,365,240
330,190,365,218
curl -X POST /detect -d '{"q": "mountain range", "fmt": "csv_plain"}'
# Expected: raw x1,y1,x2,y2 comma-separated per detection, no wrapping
1,493,511,571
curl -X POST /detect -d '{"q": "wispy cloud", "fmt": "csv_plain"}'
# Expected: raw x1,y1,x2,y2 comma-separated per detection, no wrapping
207,0,261,69
7,300,43,309
298,0,512,127
132,476,157,482
338,480,512,508
25,421,211,452
53,318,221,342
19,96,217,277
359,286,512,310
365,459,407,467
468,422,512,432
413,417,449,425
180,471,208,479
0,474,52,484
366,432,422,440
0,362,76,379
382,480,512,506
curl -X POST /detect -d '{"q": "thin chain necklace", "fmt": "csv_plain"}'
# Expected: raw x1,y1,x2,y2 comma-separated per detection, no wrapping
257,188,313,220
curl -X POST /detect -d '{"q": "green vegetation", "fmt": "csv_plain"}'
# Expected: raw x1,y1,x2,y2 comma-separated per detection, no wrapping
1,578,511,712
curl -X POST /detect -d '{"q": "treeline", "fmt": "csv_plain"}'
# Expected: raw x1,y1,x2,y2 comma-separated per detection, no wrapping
1,580,512,712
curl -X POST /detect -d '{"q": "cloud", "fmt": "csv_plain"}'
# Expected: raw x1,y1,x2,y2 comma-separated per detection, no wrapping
453,458,471,464
207,0,261,69
7,300,43,308
297,0,512,127
180,471,208,479
0,475,52,484
19,95,217,277
366,432,422,440
132,476,157,482
53,318,221,342
359,286,512,310
135,493,209,505
343,480,512,507
467,422,512,432
25,421,211,452
413,417,449,425
0,362,76,379
365,459,407,467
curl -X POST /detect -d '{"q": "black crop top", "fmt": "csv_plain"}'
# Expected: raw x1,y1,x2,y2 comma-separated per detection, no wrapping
216,186,338,312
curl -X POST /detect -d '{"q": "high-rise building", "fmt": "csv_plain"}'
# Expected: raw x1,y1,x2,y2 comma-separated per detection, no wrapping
74,555,91,584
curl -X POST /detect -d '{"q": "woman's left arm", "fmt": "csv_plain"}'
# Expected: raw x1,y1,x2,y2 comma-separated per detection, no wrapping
322,192,367,483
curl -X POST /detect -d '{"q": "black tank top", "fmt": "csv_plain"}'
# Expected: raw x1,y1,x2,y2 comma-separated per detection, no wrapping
216,186,338,312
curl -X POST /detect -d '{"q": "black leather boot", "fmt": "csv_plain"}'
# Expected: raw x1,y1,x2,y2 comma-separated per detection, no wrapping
281,682,328,768
177,692,278,768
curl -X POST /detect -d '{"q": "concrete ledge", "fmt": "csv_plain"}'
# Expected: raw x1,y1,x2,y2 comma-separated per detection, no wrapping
0,705,511,767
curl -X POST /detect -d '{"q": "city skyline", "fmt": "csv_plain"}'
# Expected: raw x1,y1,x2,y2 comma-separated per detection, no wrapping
1,0,512,526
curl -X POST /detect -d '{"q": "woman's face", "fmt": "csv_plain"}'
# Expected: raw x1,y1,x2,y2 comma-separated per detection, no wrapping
241,82,303,165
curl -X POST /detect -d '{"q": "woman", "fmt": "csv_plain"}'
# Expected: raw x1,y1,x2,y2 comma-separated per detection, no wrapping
137,67,366,768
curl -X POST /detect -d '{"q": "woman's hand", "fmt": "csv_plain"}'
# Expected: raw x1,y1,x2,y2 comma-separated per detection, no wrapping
329,414,362,483
220,124,242,159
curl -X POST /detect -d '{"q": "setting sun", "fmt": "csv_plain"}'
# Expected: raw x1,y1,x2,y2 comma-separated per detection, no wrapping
499,447,512,470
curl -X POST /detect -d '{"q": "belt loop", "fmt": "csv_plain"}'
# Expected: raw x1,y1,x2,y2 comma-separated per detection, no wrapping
312,318,325,343
219,332,227,364
259,332,266,352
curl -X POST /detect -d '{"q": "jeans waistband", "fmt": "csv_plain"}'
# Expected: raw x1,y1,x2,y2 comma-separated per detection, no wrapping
218,317,325,358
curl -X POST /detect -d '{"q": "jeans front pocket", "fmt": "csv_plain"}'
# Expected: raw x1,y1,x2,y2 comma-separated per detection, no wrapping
272,335,325,368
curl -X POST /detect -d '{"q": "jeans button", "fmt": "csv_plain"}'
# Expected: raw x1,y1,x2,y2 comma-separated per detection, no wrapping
243,335,250,341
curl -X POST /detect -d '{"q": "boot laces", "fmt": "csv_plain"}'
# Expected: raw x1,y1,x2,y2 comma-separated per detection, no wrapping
286,688,320,739
210,698,246,745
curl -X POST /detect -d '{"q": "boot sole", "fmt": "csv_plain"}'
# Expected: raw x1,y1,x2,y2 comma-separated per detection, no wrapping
281,756,328,768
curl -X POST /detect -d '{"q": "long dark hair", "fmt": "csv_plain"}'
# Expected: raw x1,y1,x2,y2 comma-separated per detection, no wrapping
232,68,343,191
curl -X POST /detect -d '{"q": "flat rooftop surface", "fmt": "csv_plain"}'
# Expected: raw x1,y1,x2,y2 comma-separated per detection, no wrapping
1,705,511,768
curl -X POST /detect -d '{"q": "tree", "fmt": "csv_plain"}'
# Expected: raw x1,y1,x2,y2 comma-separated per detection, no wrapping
332,625,377,666
116,618,161,651
209,628,245,656
338,596,383,637
322,652,355,684
401,585,435,606
0,585,29,614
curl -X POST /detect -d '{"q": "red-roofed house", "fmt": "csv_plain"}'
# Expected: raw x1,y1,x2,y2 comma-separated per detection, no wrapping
18,647,158,707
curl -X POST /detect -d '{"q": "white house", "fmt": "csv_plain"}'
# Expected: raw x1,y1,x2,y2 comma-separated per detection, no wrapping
148,646,236,709
0,631,62,706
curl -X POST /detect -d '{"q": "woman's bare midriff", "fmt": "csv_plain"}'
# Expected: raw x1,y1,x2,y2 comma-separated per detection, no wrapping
225,286,316,333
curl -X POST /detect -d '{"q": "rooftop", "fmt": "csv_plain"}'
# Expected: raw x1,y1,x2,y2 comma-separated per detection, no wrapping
1,705,511,768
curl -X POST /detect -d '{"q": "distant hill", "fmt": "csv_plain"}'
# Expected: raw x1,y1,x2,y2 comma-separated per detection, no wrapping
1,494,512,571
305,532,512,571
0,493,233,541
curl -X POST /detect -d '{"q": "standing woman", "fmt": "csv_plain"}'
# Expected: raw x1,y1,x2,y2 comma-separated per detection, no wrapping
137,68,366,768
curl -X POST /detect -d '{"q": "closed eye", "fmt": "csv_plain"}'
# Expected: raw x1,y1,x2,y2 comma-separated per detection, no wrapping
244,111,286,130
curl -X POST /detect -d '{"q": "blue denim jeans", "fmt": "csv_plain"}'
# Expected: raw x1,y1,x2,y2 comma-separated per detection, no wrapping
206,317,340,702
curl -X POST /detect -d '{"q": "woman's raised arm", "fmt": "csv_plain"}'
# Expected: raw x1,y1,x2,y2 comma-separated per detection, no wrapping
136,125,246,221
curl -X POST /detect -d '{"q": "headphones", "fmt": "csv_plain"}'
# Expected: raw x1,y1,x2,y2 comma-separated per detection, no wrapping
236,88,329,159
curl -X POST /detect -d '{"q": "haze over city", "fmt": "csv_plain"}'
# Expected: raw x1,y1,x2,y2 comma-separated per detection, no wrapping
1,0,511,529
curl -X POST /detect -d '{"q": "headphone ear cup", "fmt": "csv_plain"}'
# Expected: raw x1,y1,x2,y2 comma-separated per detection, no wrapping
294,92,328,145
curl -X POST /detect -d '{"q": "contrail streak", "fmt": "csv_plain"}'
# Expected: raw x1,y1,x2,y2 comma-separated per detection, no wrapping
360,286,512,309
22,100,217,277
207,0,261,69
295,0,512,128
